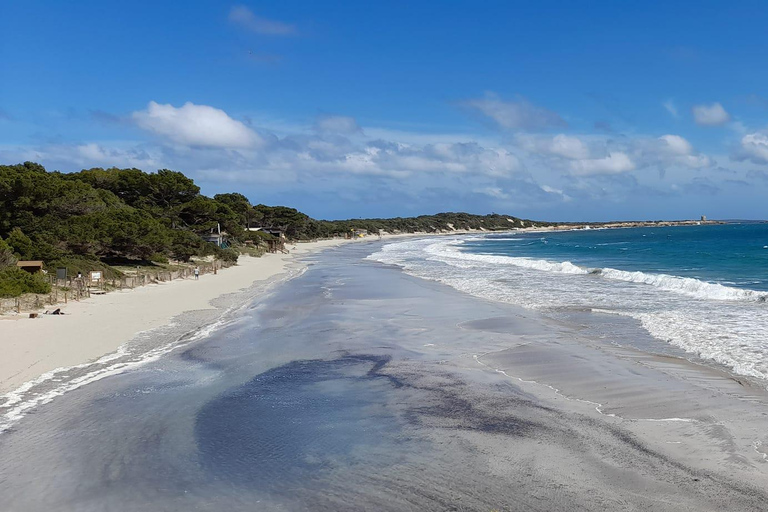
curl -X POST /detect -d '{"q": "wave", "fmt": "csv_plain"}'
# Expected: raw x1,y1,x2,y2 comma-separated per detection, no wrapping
599,268,766,302
420,240,768,303
369,237,768,382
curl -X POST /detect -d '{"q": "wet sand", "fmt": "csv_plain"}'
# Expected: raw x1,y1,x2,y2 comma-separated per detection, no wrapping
0,241,767,511
0,239,348,396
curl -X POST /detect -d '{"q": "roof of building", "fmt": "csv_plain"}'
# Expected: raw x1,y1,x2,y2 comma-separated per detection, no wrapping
16,260,44,267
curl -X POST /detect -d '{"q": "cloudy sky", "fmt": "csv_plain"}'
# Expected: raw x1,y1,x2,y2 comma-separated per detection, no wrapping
2,1,768,221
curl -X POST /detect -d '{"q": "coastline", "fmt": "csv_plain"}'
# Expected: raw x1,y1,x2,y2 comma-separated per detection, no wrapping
0,222,743,406
2,238,766,511
0,232,473,430
0,238,348,397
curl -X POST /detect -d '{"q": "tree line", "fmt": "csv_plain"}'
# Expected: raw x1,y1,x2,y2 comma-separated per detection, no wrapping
0,162,539,297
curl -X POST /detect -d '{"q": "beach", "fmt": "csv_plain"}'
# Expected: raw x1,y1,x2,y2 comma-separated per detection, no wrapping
1,236,767,511
0,239,347,421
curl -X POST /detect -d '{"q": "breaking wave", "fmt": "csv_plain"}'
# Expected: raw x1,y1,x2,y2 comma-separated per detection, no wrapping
369,236,768,381
422,240,767,303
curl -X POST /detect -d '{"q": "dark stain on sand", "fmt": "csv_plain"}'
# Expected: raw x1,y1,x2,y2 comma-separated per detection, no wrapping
193,353,540,489
194,354,406,489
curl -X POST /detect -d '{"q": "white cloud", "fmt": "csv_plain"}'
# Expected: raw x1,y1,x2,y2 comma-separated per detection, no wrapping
132,101,262,149
314,115,362,135
9,99,746,219
228,6,297,36
550,134,590,159
663,100,679,118
692,102,730,126
739,132,768,163
658,134,693,155
0,142,160,170
340,141,521,178
513,132,713,176
541,184,571,201
517,134,590,159
571,152,635,176
540,185,561,194
475,187,510,199
465,92,566,131
641,135,712,169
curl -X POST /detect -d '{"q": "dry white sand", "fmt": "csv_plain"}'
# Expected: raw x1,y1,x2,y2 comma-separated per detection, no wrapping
0,238,347,394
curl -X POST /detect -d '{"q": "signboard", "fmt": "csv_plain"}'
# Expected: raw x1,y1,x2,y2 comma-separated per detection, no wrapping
90,271,102,282
56,268,67,280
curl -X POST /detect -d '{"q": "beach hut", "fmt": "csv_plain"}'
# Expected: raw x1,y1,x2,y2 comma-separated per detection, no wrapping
262,228,286,239
266,239,287,253
202,223,229,247
16,260,44,274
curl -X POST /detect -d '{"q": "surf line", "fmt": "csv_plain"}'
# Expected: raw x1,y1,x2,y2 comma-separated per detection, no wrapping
472,353,698,424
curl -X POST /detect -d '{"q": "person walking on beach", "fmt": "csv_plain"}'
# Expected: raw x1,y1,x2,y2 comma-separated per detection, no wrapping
194,266,200,280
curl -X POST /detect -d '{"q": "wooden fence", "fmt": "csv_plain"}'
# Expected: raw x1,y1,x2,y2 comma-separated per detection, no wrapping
0,261,230,315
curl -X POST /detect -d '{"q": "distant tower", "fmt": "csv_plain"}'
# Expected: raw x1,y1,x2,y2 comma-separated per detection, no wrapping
701,215,707,222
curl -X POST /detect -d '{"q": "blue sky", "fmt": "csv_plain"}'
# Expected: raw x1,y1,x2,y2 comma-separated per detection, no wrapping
2,1,768,221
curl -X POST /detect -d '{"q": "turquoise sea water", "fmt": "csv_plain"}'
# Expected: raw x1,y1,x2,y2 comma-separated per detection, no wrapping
466,223,768,292
371,223,768,381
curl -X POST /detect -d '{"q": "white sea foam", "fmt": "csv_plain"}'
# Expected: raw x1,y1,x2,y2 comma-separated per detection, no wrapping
0,319,227,433
418,238,767,303
599,268,765,302
369,237,768,382
0,267,299,433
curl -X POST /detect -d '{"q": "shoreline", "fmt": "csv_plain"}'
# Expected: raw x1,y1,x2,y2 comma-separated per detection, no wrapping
0,232,470,430
1,236,767,509
1,222,759,432
0,238,349,397
0,221,745,397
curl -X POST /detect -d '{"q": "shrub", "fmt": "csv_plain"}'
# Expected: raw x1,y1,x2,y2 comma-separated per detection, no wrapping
46,256,123,280
149,252,169,264
0,267,52,297
217,247,240,263
170,230,204,262
199,243,239,264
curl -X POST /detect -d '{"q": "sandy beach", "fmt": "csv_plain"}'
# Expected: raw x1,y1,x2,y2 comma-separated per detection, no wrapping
0,238,347,395
1,237,767,511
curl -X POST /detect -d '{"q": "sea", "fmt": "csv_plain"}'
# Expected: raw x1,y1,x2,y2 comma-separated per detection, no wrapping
370,223,768,382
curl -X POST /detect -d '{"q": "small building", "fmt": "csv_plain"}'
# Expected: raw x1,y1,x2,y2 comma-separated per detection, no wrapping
266,239,286,253
16,260,44,274
701,215,707,222
263,228,286,239
202,232,225,246
202,223,229,247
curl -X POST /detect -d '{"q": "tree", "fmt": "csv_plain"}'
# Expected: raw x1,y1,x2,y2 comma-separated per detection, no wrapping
214,193,254,228
0,237,16,268
6,228,35,260
252,205,311,238
67,167,151,207
142,169,201,227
